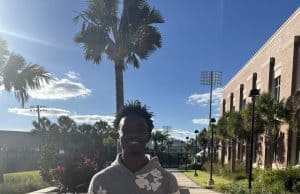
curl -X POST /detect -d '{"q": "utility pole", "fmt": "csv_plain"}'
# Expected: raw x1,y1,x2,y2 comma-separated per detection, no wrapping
30,105,47,133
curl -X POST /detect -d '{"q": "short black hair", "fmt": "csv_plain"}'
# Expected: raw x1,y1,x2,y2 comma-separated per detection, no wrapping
114,101,154,133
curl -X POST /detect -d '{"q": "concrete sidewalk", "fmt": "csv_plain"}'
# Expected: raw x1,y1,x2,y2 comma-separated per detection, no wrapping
169,169,222,194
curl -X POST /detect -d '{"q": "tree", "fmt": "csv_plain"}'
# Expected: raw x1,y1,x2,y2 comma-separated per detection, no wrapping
151,130,169,154
216,114,229,166
57,116,77,152
197,128,208,152
227,111,243,172
285,91,300,132
241,102,265,173
256,93,285,168
73,0,164,112
0,38,51,107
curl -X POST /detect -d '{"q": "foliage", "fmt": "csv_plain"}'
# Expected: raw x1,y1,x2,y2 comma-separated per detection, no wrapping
285,90,300,131
151,130,170,153
253,168,300,193
53,151,106,193
73,0,164,112
37,143,59,184
0,37,51,107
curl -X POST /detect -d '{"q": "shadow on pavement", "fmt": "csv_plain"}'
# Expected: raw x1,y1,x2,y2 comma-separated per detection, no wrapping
179,188,190,194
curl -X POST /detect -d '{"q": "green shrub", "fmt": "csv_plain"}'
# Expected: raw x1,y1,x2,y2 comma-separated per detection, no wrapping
253,168,300,193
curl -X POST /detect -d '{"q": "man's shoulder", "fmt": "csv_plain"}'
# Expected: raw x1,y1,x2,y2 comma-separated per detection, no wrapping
92,164,120,182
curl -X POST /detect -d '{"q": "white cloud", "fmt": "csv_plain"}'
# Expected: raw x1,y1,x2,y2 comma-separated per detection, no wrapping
192,118,209,126
28,78,91,100
153,128,195,141
8,107,70,117
187,87,224,107
70,115,115,126
8,107,115,126
65,71,80,80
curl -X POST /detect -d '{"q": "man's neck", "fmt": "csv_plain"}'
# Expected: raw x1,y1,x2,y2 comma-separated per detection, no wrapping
121,151,149,173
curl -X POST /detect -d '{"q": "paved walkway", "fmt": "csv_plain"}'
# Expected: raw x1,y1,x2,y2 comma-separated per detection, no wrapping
169,169,222,194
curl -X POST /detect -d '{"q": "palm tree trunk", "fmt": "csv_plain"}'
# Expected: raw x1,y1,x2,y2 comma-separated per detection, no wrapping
231,139,236,172
221,140,225,166
114,60,124,113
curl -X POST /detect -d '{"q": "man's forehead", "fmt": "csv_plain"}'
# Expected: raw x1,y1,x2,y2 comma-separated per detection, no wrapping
119,115,148,128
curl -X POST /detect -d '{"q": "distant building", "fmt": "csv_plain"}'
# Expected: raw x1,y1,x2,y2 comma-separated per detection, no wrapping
219,8,300,168
0,130,41,173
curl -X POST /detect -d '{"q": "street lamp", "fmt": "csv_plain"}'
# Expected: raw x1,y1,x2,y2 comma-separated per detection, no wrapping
185,136,189,171
207,118,216,186
248,87,259,191
194,130,199,176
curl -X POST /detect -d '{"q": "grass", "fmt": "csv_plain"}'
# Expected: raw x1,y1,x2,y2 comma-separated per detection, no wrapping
184,170,249,193
0,170,49,194
184,170,232,186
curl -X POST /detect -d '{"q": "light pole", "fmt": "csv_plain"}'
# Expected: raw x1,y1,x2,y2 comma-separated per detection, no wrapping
200,71,221,186
185,136,189,171
194,130,199,176
208,118,216,186
248,85,260,191
180,141,184,166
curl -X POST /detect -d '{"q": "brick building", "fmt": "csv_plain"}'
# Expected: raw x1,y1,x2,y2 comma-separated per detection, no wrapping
219,8,300,168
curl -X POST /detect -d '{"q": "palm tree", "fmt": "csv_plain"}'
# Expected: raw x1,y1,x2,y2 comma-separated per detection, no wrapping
151,131,169,154
256,93,285,168
73,0,164,112
0,38,51,107
57,116,77,152
285,91,300,131
216,113,229,166
241,102,265,173
285,91,300,165
227,111,243,172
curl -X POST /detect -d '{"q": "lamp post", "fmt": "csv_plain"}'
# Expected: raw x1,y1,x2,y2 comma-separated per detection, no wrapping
207,118,216,186
248,88,260,191
194,130,199,176
185,136,189,171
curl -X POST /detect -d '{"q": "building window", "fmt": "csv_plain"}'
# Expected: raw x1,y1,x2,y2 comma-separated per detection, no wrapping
274,76,281,101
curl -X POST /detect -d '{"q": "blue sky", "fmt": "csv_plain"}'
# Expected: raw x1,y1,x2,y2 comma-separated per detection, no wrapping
0,0,299,140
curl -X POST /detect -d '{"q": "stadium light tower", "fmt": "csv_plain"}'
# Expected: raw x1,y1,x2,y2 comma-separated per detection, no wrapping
200,71,222,186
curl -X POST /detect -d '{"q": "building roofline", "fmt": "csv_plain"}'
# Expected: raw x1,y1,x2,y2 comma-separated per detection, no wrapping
0,130,30,134
224,7,300,91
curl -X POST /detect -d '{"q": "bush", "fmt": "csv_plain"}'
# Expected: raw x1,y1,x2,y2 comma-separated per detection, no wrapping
253,168,300,193
53,150,106,193
38,143,59,184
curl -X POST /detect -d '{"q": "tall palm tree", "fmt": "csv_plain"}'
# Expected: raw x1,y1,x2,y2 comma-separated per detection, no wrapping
285,91,300,165
73,0,164,113
241,102,265,173
227,111,243,172
285,91,300,131
256,93,285,168
216,113,229,166
0,38,51,107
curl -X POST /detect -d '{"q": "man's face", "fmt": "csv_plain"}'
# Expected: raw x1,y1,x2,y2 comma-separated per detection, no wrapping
119,115,150,155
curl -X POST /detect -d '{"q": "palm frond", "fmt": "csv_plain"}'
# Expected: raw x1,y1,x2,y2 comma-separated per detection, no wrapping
74,25,109,64
126,53,140,68
131,25,162,59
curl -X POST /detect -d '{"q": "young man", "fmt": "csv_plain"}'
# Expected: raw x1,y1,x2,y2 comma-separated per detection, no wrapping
88,101,179,194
